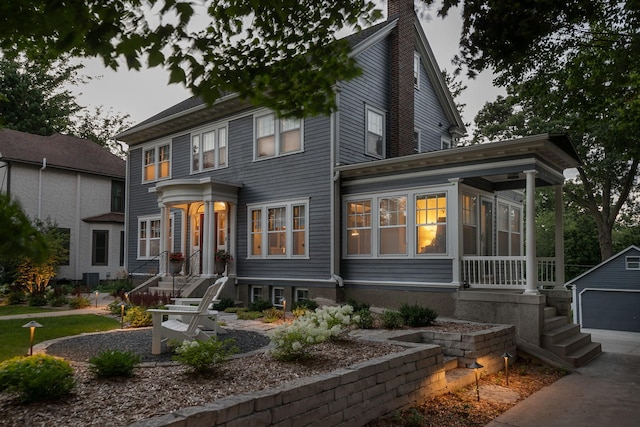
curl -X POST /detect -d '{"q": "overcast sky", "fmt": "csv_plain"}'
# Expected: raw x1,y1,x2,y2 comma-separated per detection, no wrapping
71,2,504,134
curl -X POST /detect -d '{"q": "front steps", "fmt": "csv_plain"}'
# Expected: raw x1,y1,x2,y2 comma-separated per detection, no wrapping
147,276,209,298
541,306,602,367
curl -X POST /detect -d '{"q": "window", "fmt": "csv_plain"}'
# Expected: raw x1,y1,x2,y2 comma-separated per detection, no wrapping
345,190,448,258
497,203,521,256
462,194,478,255
626,256,640,270
138,216,173,259
366,106,385,158
111,180,124,212
192,124,228,172
248,200,308,258
272,287,285,307
346,200,372,255
416,193,447,254
295,288,309,302
441,135,452,150
120,230,125,266
414,52,421,88
414,128,421,153
251,286,263,302
255,113,302,159
143,143,170,182
92,230,108,266
379,197,407,255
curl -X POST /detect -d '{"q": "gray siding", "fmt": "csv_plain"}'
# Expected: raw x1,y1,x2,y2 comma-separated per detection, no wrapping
414,58,452,152
338,37,391,165
341,259,453,283
573,248,640,291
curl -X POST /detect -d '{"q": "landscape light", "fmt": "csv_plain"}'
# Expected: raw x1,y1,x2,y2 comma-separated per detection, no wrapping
22,321,43,356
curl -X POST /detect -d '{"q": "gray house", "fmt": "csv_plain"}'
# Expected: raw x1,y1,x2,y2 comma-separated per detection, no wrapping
566,246,640,333
118,0,580,319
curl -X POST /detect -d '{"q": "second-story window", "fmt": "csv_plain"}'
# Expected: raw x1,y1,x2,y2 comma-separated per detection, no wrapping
192,124,228,172
255,112,302,159
111,180,124,213
366,106,385,158
143,143,170,182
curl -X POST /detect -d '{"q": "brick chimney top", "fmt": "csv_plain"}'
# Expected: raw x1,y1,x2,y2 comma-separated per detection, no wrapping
388,0,415,18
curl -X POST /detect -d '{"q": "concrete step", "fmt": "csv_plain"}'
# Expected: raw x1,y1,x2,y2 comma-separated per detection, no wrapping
544,306,557,319
546,332,593,357
541,323,582,347
565,341,602,367
544,315,569,332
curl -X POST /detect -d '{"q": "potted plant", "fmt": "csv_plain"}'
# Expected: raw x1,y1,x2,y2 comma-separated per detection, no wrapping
169,252,184,274
214,250,232,274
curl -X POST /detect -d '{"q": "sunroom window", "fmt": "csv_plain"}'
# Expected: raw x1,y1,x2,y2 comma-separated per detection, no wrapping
498,203,521,256
462,194,478,255
346,200,372,256
379,197,407,255
416,193,447,254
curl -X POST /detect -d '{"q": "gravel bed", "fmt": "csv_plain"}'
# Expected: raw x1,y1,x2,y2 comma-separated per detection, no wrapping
45,328,271,363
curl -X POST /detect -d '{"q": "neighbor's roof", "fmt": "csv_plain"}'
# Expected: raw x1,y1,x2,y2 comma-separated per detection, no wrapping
0,129,125,178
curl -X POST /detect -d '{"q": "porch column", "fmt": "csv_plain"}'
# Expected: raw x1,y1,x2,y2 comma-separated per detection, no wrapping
207,200,216,275
228,202,236,276
554,185,565,287
159,204,169,275
202,201,211,276
448,178,461,285
524,170,538,294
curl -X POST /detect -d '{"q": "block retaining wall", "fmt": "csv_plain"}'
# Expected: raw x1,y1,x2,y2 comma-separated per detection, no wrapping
131,325,516,427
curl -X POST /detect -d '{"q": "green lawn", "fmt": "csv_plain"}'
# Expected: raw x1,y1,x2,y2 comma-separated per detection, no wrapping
0,315,120,361
0,305,59,316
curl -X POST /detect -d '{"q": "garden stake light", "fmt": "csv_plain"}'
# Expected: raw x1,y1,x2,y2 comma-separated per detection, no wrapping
282,298,287,322
120,302,126,328
22,321,43,356
469,360,483,401
95,290,99,308
501,352,513,385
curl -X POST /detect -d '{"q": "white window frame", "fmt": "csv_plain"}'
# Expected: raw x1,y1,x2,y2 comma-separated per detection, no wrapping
365,105,385,159
441,135,452,150
415,192,448,255
343,187,450,259
414,51,421,89
462,193,478,255
251,286,263,302
191,123,228,173
497,200,523,256
254,111,303,160
295,288,309,302
142,142,171,183
137,214,174,260
626,256,640,270
247,199,309,259
272,287,285,308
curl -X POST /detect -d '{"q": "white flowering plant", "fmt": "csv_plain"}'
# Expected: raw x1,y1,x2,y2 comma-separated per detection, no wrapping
172,338,238,373
268,304,360,361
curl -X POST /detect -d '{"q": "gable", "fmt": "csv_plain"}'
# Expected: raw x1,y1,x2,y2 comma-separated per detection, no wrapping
567,246,640,289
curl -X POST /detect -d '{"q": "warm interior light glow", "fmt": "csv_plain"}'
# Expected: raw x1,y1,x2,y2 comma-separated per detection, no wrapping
351,230,360,236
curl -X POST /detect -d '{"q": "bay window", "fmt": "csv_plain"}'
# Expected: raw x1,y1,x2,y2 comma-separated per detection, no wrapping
248,200,308,258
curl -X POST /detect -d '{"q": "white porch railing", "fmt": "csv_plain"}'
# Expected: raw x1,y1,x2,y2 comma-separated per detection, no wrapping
461,256,557,289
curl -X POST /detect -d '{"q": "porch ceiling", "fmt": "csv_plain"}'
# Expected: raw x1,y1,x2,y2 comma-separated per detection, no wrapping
336,133,580,185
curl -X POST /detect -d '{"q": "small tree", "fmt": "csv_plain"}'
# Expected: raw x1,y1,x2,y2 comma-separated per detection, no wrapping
14,218,67,295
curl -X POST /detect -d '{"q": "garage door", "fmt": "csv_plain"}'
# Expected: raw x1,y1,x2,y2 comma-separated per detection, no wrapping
580,290,640,332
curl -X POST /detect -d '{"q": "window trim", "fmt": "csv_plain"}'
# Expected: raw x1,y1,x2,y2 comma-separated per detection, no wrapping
253,111,304,160
295,288,309,303
414,128,421,153
191,122,229,173
626,256,640,270
441,135,452,150
92,230,109,266
137,214,174,260
343,187,450,259
414,51,421,89
272,287,285,308
247,199,309,259
251,286,263,303
142,141,171,183
497,201,522,256
365,105,385,159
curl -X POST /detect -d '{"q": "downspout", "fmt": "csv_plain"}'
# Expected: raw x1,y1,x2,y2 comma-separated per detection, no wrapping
330,92,344,288
38,158,46,219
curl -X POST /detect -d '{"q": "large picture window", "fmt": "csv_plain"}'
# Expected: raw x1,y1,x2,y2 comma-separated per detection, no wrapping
192,124,228,172
143,143,170,182
138,216,173,259
366,106,385,158
255,113,302,159
248,200,308,258
416,193,447,254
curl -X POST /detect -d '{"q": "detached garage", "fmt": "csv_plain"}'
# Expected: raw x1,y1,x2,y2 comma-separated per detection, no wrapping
566,246,640,333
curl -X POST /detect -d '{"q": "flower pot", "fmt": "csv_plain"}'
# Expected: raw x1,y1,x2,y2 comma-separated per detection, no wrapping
214,260,226,274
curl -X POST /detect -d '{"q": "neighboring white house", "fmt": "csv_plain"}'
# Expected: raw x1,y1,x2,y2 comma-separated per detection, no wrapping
0,129,126,284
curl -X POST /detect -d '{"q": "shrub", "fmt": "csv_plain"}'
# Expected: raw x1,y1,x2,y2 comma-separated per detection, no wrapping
172,338,238,373
89,350,140,378
6,291,25,305
269,305,360,361
355,307,374,329
249,299,272,312
0,355,75,403
107,299,128,315
27,293,48,306
46,294,69,307
347,298,370,313
382,309,404,329
262,307,283,323
213,297,235,311
223,307,244,313
236,310,262,320
291,299,318,311
398,303,438,327
68,296,90,309
128,291,171,308
124,306,153,327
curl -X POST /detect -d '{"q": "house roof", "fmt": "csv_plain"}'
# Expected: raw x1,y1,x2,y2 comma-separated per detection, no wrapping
117,14,464,145
0,129,125,178
565,245,640,287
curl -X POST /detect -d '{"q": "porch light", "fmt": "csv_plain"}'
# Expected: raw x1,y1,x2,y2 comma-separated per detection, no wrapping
469,360,483,401
22,321,43,356
501,352,513,385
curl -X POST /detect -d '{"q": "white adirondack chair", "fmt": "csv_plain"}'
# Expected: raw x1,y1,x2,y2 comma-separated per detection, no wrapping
148,277,228,354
